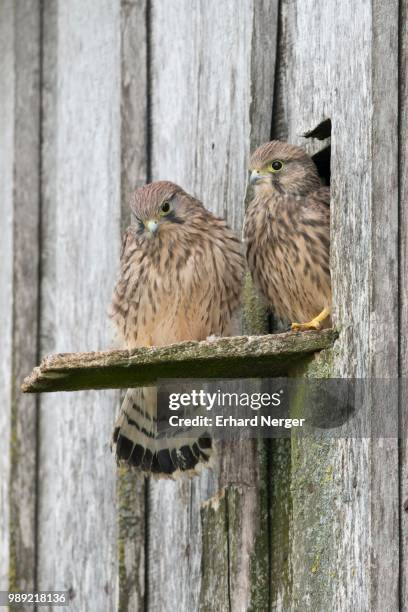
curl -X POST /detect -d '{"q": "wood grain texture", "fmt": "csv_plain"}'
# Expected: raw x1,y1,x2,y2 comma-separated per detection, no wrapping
0,0,41,598
148,1,278,609
399,0,408,607
267,8,294,608
367,7,399,610
0,0,15,590
117,1,149,609
278,0,399,609
2,1,402,609
120,0,149,225
199,489,230,611
199,479,271,611
22,330,336,393
37,2,121,609
269,438,292,610
117,466,145,612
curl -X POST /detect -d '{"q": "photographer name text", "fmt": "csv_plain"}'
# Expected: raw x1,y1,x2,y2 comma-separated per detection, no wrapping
168,415,305,429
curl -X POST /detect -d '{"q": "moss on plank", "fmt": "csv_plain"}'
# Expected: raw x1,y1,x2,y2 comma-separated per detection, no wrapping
22,329,337,393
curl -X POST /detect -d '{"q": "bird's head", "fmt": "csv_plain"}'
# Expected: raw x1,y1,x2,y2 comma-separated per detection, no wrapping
249,141,321,197
131,181,199,239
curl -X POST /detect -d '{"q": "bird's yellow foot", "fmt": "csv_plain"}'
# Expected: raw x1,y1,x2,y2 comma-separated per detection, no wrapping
291,307,331,332
291,319,322,331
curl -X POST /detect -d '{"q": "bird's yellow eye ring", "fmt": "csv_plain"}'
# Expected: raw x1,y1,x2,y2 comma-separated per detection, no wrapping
269,160,284,172
160,201,171,215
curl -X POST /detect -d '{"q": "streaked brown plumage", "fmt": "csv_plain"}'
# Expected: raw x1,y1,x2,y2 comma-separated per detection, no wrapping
110,181,244,476
244,141,331,330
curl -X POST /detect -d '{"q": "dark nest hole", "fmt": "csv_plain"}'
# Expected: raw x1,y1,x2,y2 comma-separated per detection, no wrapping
304,118,331,186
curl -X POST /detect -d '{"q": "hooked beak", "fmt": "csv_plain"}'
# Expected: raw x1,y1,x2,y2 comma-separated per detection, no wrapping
145,219,159,235
250,169,264,185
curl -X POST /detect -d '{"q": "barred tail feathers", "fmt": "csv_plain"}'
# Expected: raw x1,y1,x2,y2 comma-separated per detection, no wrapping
112,387,212,476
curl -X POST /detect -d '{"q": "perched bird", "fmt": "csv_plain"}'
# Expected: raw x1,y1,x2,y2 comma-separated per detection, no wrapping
110,181,244,476
244,141,331,330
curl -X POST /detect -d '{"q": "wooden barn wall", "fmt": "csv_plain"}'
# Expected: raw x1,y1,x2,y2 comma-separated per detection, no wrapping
37,1,121,609
117,1,148,609
0,0,16,589
277,0,400,610
147,1,277,610
0,1,406,611
0,0,41,599
400,0,408,607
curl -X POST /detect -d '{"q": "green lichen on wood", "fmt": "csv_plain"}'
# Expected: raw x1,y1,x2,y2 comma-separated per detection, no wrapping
242,272,268,335
8,373,37,596
199,469,270,612
117,466,145,612
199,489,229,611
22,329,337,393
269,438,293,610
8,380,19,593
240,272,270,610
289,348,340,610
247,441,270,611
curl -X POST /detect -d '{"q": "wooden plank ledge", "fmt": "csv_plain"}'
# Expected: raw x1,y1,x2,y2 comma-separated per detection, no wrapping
21,329,337,393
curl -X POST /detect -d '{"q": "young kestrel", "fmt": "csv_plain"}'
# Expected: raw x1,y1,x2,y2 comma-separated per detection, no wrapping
244,141,331,330
110,181,244,476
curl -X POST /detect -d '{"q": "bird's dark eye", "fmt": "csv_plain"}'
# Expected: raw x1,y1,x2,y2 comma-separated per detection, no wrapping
160,201,171,215
270,160,283,172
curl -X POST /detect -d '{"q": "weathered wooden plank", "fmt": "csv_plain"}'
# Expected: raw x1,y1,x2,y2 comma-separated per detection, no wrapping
199,489,230,612
0,0,16,590
0,0,41,597
199,478,271,611
399,0,408,607
269,438,292,611
37,2,121,608
148,1,278,609
225,451,270,611
279,0,399,610
120,0,149,223
267,6,294,607
117,1,149,610
117,466,145,612
199,476,274,611
367,5,399,610
289,352,336,611
22,330,336,393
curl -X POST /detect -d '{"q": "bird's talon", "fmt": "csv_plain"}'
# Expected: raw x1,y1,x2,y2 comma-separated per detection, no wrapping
290,307,330,331
291,320,321,332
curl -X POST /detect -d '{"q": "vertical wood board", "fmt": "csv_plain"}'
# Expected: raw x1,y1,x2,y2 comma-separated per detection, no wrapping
117,1,149,609
148,1,277,609
279,1,399,609
0,0,16,591
0,0,42,598
37,2,122,609
399,0,408,607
